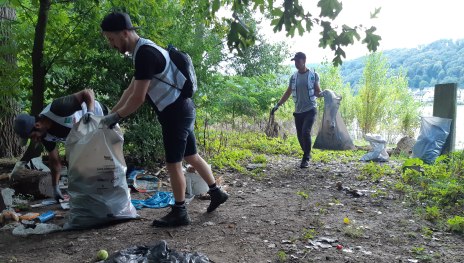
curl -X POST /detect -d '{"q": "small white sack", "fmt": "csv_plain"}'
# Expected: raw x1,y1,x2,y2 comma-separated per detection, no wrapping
360,134,389,162
64,115,137,229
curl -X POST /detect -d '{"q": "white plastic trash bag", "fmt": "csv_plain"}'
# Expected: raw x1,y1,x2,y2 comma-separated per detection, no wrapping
360,134,389,162
64,115,137,229
412,116,452,164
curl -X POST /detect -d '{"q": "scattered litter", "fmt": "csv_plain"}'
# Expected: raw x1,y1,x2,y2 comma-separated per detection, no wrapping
131,192,175,210
19,212,40,221
281,240,293,244
336,244,343,250
12,223,62,236
335,182,365,198
308,240,332,249
343,217,350,224
1,188,14,208
42,199,58,206
185,167,209,197
317,237,338,244
407,259,418,263
268,243,276,248
37,211,55,223
202,221,215,227
308,237,339,249
104,240,210,263
60,202,70,210
0,210,19,226
133,173,159,193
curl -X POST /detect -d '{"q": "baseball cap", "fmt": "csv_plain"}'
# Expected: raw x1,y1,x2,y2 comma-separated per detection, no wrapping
14,114,36,139
291,52,306,61
100,12,139,32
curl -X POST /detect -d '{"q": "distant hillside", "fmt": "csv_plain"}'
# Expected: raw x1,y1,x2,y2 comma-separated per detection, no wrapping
340,39,464,88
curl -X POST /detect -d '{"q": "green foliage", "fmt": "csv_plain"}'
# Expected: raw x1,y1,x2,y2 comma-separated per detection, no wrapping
311,149,366,163
343,225,364,238
400,152,464,232
276,250,288,262
302,228,317,239
210,148,252,172
447,216,464,233
355,52,421,137
206,0,381,65
123,105,164,168
296,191,309,199
360,162,396,182
252,154,267,164
424,206,441,222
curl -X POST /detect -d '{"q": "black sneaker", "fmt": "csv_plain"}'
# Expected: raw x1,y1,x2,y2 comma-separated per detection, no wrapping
152,206,191,227
300,159,309,168
207,188,228,213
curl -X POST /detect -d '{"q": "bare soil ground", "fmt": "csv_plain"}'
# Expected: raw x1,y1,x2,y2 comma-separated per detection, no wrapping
1,156,463,263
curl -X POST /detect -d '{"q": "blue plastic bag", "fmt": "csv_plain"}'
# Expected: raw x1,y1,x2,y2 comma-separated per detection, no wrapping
131,192,175,210
412,116,452,164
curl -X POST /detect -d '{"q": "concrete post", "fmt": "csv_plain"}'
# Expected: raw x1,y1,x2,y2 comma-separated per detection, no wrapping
433,83,457,153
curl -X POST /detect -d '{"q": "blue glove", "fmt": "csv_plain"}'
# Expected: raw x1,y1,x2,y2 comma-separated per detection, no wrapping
100,112,121,128
53,185,64,201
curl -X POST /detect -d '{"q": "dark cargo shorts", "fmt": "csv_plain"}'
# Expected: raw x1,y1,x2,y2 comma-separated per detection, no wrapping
156,97,197,163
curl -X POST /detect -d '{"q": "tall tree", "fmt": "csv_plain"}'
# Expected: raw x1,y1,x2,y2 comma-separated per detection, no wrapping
356,52,389,135
30,0,50,115
0,4,22,158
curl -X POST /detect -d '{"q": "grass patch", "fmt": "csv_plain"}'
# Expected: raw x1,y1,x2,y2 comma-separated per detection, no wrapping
400,151,464,233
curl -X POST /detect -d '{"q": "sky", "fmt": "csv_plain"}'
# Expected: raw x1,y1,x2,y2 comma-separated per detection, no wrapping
262,0,464,63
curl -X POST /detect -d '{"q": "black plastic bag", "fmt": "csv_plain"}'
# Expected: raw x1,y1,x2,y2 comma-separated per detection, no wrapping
105,240,210,263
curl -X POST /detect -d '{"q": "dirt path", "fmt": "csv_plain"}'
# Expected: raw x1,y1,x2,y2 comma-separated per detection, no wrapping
1,156,463,263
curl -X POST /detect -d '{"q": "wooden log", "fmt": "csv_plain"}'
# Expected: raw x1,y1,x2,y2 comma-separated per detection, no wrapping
9,169,52,199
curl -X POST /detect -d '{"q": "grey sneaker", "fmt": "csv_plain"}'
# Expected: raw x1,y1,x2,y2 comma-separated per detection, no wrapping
207,188,228,213
152,206,191,227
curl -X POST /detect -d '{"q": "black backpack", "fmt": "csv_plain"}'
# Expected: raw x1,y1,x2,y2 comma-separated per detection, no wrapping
154,45,197,98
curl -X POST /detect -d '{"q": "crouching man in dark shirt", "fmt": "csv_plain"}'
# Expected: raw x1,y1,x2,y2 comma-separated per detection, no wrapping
13,89,106,200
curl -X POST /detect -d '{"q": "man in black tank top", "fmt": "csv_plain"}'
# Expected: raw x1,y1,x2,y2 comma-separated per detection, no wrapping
100,12,228,227
13,89,104,201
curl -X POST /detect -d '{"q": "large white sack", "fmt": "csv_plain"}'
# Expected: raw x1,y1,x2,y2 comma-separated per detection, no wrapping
64,115,137,229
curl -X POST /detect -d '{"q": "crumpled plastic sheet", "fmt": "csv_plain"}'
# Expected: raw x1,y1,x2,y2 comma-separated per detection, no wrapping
131,192,175,210
104,240,210,263
12,223,62,237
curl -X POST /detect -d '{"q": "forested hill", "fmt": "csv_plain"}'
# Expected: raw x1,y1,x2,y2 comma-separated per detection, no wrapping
340,39,464,88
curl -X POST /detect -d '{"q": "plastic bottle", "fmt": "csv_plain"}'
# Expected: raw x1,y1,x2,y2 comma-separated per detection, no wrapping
37,211,55,223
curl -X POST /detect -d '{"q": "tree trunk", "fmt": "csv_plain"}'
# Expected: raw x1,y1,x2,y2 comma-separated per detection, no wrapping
31,0,51,115
19,0,52,160
0,6,23,158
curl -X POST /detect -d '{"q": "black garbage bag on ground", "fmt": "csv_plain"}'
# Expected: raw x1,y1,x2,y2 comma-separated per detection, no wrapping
313,90,355,150
104,240,210,263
